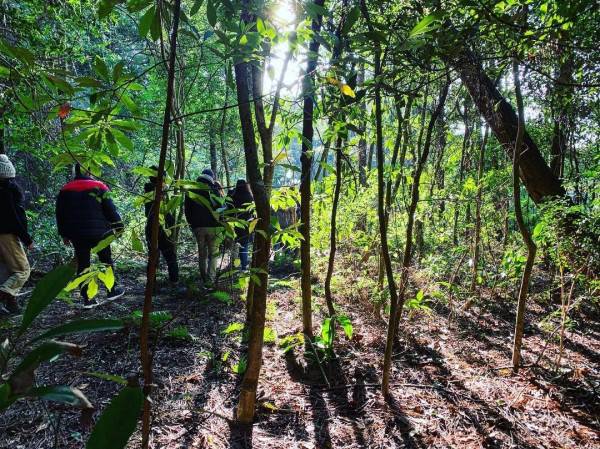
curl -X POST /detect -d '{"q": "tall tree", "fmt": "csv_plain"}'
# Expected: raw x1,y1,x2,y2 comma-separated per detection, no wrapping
300,0,326,337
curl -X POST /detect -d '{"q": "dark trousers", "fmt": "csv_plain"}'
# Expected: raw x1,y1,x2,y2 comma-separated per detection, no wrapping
145,227,179,282
72,238,115,300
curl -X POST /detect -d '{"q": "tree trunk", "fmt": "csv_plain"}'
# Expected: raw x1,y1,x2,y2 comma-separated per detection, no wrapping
446,47,565,202
359,0,398,398
511,60,537,372
300,0,326,337
393,82,449,336
209,136,217,179
470,124,489,291
140,1,181,446
324,136,343,318
233,59,271,424
219,77,231,188
357,64,367,186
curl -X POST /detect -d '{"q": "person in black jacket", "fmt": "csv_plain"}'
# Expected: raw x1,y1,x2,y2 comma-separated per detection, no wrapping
56,164,125,306
230,179,255,271
0,154,32,314
144,167,179,283
184,168,223,287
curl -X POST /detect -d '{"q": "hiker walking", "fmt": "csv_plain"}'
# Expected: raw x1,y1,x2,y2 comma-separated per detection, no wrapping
230,179,255,271
0,154,32,315
144,167,179,284
184,168,223,288
56,164,125,306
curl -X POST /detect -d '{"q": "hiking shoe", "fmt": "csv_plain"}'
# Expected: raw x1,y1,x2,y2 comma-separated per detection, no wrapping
106,286,125,301
0,291,21,314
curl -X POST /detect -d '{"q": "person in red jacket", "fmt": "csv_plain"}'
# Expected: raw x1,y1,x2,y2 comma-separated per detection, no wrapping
56,164,125,307
0,154,32,315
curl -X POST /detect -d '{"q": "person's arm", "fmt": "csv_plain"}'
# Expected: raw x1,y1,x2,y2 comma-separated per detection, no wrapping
10,185,33,247
101,190,124,234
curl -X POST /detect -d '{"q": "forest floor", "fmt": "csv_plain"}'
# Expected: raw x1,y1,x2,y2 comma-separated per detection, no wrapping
1,253,599,449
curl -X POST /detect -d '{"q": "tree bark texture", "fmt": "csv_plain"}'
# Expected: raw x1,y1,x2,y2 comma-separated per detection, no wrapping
446,47,565,203
140,1,181,446
300,0,326,337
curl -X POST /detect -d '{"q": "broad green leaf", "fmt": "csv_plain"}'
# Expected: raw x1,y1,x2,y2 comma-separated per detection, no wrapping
150,8,162,41
131,230,144,253
337,315,353,340
93,56,110,81
92,235,116,254
20,264,76,333
110,128,134,151
112,61,124,82
86,386,143,449
87,279,99,299
33,319,122,343
342,6,360,34
27,386,92,409
127,0,152,13
138,6,156,38
207,0,217,26
11,341,80,390
409,12,444,38
190,0,204,15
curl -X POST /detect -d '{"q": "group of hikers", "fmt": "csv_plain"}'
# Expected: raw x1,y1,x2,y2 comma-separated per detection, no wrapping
0,154,255,314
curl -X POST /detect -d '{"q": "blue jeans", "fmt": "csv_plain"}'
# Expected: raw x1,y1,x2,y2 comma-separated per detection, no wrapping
238,235,251,270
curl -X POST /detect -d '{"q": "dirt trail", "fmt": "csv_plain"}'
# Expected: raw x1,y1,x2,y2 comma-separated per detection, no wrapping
1,263,599,449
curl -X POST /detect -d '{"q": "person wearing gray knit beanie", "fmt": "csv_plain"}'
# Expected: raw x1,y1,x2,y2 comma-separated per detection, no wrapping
0,154,16,179
0,154,32,315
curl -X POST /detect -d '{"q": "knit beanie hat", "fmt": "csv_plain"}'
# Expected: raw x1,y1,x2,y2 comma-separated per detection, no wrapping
0,154,16,179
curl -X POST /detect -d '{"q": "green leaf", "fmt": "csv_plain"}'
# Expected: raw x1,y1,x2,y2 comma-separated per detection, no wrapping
150,8,162,41
120,93,138,113
20,264,76,333
207,0,217,26
305,2,329,20
127,0,152,13
87,279,99,299
138,6,156,38
112,61,124,82
221,322,244,335
190,0,204,15
11,341,80,388
337,315,353,340
0,65,10,77
92,235,116,254
32,319,123,343
110,128,134,151
111,119,140,130
76,76,103,88
131,230,144,252
93,56,110,81
86,386,143,449
320,317,333,348
27,386,92,409
409,12,444,38
342,6,360,34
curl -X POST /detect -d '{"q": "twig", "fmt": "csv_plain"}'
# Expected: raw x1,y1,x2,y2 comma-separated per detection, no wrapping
305,335,330,389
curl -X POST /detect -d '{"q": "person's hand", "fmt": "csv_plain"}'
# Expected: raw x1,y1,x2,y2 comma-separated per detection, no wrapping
63,238,71,246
